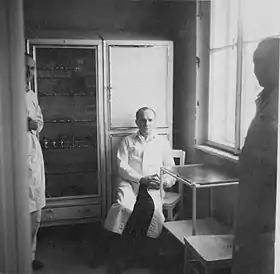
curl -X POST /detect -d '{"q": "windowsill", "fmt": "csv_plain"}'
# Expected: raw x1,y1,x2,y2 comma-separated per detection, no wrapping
194,144,239,164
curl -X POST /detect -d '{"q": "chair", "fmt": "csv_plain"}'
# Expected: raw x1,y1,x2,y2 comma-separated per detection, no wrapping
163,149,186,221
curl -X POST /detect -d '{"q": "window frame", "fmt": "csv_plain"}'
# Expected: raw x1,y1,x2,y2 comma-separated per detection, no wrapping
195,0,277,156
205,0,243,154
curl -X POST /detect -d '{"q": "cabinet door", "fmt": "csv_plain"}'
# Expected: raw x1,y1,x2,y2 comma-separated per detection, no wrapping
106,44,173,129
29,40,104,200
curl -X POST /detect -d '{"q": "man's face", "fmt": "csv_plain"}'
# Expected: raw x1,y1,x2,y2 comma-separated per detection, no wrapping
25,55,36,83
136,109,156,137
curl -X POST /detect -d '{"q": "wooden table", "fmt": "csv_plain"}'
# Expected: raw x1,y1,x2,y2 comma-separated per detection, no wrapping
160,164,239,235
184,235,233,274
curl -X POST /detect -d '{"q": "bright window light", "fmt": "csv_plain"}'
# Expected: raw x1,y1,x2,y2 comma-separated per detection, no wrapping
206,0,280,152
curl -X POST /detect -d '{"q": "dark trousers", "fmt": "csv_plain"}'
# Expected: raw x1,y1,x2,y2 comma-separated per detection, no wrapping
112,184,155,260
91,185,155,268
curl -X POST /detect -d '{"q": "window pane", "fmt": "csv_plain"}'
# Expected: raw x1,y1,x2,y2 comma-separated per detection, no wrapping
210,0,238,49
240,42,263,147
208,47,237,147
242,0,280,41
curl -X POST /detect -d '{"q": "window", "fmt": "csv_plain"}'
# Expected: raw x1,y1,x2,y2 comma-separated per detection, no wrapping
197,0,280,154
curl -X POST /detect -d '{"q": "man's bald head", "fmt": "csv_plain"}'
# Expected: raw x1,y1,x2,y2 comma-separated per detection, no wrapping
253,38,280,89
135,107,156,137
135,107,156,120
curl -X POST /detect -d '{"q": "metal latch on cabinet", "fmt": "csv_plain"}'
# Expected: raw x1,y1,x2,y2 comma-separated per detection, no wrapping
44,209,54,221
106,86,112,101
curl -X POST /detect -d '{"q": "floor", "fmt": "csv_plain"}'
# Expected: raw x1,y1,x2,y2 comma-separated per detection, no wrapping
33,223,231,274
33,223,183,274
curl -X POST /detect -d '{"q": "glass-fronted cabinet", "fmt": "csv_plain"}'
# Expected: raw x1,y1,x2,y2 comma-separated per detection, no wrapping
28,38,105,226
27,35,173,227
37,47,98,198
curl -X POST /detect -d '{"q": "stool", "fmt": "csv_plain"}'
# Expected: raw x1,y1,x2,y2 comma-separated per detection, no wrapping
184,235,233,274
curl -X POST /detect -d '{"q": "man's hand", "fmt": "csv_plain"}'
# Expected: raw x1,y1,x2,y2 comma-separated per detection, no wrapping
140,174,160,190
27,117,38,131
163,180,170,189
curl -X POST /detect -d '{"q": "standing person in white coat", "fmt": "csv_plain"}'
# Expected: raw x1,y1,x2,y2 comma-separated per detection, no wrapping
25,53,45,270
90,107,175,273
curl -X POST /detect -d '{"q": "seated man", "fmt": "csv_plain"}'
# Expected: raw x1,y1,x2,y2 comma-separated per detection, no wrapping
90,107,175,272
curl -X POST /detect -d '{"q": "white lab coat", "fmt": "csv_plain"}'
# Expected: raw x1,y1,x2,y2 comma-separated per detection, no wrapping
104,132,175,238
26,88,46,213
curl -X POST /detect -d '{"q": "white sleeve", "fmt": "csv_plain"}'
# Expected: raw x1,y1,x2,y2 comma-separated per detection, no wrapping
34,104,44,133
117,138,142,183
32,93,44,133
162,139,176,188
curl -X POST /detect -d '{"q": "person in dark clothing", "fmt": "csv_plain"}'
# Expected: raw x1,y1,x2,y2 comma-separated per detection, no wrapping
232,38,279,274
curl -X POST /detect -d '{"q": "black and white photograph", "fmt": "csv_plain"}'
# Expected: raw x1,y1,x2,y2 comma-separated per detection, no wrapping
0,0,280,273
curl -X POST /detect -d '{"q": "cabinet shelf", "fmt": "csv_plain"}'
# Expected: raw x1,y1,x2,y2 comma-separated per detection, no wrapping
40,139,97,150
46,170,96,175
39,92,96,97
42,146,92,150
37,71,71,78
37,69,95,79
44,119,95,124
42,145,94,150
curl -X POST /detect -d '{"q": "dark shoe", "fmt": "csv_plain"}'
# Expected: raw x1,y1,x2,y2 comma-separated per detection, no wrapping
32,260,44,270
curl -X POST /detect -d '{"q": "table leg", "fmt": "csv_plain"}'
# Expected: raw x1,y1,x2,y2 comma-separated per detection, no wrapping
160,168,164,203
192,186,197,235
210,188,213,217
184,243,191,274
179,182,184,218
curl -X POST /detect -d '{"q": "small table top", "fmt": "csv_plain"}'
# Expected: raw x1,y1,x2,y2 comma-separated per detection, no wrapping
164,217,232,244
161,164,239,187
184,234,233,262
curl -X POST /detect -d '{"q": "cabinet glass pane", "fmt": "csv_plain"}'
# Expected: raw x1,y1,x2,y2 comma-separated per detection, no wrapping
109,46,169,128
34,46,98,198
